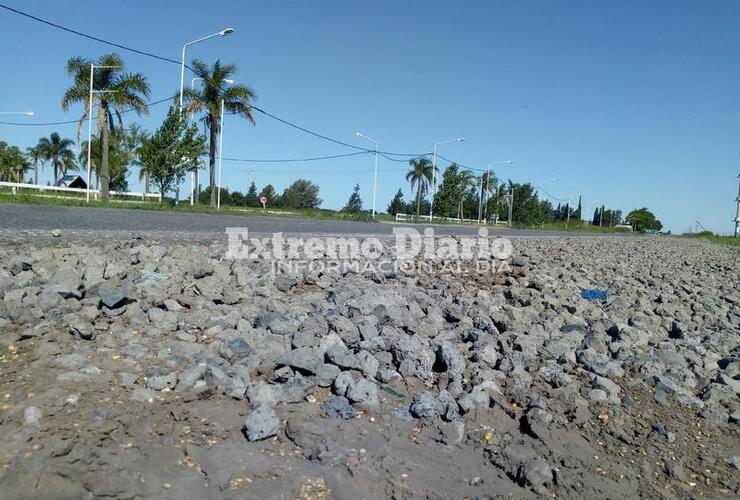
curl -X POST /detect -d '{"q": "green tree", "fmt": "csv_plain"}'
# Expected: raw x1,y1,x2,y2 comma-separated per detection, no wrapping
281,179,322,209
181,59,257,207
498,182,553,225
61,53,151,199
139,107,205,200
0,142,30,182
387,188,406,216
79,135,127,191
626,207,663,232
245,182,259,206
25,145,44,185
121,123,150,193
406,157,435,220
432,164,462,218
259,184,278,206
37,132,76,183
342,183,363,213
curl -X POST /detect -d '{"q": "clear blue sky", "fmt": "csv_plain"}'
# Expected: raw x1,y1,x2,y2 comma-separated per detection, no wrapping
1,0,738,233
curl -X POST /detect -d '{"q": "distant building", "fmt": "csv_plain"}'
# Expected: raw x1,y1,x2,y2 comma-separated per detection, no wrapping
55,175,87,189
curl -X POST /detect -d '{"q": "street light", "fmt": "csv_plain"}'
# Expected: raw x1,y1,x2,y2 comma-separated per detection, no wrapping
479,160,514,223
86,64,120,202
430,137,465,221
216,79,234,210
356,131,379,218
179,28,236,109
0,111,34,116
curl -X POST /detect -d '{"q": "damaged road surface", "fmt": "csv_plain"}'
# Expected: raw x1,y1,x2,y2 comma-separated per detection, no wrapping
0,231,738,499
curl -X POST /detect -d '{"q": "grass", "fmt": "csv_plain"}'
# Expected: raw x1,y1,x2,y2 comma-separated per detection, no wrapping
517,221,633,233
681,231,740,248
0,190,375,222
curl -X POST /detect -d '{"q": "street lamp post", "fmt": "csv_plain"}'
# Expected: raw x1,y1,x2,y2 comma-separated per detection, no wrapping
430,137,465,221
188,77,205,205
179,28,235,110
0,111,34,116
86,64,120,203
356,131,379,218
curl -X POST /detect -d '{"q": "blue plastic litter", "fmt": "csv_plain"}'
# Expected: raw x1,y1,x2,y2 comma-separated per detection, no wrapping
580,289,608,301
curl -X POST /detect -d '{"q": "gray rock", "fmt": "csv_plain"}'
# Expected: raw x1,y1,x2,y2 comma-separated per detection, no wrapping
333,371,354,397
437,341,466,375
322,395,356,420
281,375,315,403
221,338,252,363
410,391,439,418
50,268,83,299
346,377,379,410
24,406,42,426
274,273,300,292
146,370,177,390
315,363,341,387
325,344,358,370
178,363,207,391
279,347,321,375
89,280,135,309
131,387,156,402
243,404,279,441
652,423,676,442
356,350,380,379
247,382,282,407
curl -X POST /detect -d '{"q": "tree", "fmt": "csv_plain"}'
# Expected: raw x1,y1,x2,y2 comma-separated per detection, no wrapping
497,182,553,226
573,195,582,220
37,132,76,183
139,107,205,200
61,53,150,199
592,207,600,226
0,142,30,182
121,123,150,193
457,170,477,220
626,207,663,232
259,184,278,206
245,182,259,207
387,189,406,216
433,164,462,218
281,179,322,209
79,135,127,191
342,184,363,213
181,59,257,207
25,145,44,185
405,157,435,220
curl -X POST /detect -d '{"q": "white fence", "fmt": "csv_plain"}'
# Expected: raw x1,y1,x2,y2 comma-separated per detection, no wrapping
0,181,161,202
394,213,508,226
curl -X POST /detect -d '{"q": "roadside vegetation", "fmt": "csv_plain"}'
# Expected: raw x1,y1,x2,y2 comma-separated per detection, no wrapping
1,51,665,232
682,230,740,248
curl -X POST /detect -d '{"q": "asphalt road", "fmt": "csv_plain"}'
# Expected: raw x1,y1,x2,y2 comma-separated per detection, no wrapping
0,203,631,237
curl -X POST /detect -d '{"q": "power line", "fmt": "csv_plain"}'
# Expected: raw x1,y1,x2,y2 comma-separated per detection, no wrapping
220,151,369,163
0,96,172,126
0,3,184,67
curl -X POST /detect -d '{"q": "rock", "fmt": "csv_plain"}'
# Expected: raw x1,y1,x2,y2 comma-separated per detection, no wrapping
346,377,379,410
24,406,42,426
50,268,83,299
243,404,279,441
333,372,354,397
131,387,156,402
178,363,207,391
281,375,315,403
475,343,499,369
274,273,300,292
66,316,95,340
325,344,358,370
355,350,380,379
315,363,341,387
436,341,466,375
410,391,439,418
51,228,61,237
247,382,282,407
221,338,252,363
145,370,177,390
520,458,556,494
89,280,135,309
652,423,676,443
254,312,299,336
279,347,321,375
322,396,356,420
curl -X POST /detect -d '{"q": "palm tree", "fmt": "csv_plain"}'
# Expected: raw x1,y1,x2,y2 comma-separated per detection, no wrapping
79,135,126,190
456,169,476,220
405,157,436,220
121,123,150,193
181,59,257,207
61,53,151,199
25,145,44,185
0,145,30,183
37,133,76,184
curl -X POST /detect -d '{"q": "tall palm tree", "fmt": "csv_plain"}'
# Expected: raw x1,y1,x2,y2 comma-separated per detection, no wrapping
61,53,151,199
25,145,44,185
181,59,257,207
37,132,76,184
405,157,436,220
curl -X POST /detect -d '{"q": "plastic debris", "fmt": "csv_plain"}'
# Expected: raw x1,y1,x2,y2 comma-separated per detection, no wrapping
580,289,608,301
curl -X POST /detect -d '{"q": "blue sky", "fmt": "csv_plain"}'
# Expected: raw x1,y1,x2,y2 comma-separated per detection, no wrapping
1,0,738,233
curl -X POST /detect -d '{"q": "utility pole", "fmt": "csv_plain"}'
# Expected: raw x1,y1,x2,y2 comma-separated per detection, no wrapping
734,174,740,237
507,187,514,227
599,204,604,227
